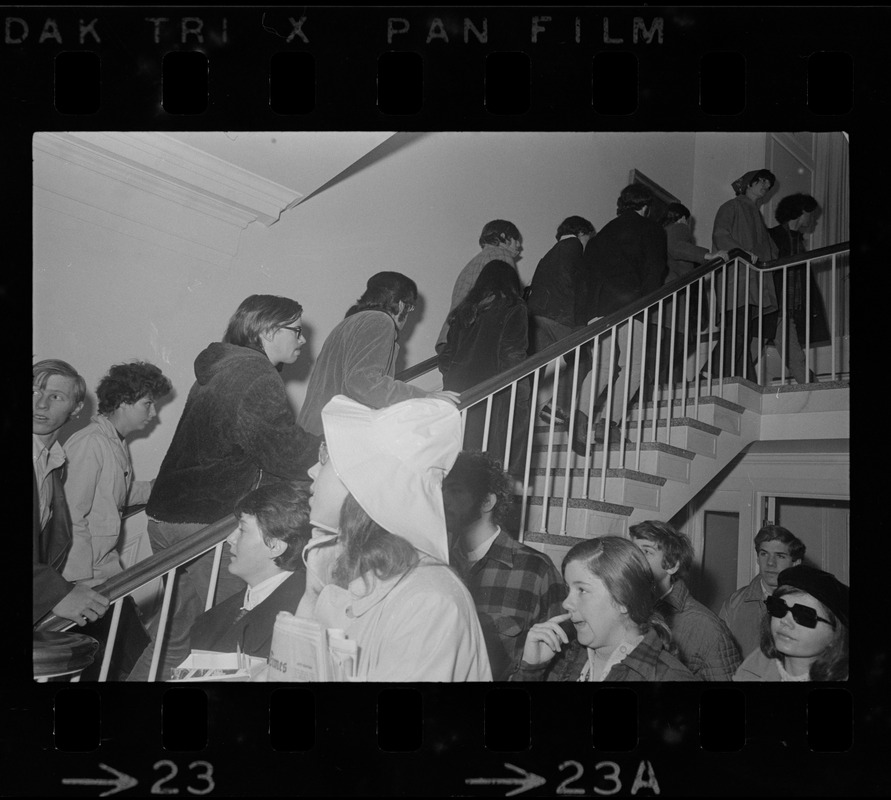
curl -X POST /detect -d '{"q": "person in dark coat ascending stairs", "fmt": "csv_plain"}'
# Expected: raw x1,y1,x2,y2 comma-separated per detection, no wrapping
127,294,320,681
577,184,667,444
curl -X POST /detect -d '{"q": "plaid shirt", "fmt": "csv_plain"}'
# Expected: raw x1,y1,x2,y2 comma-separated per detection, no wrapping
436,244,518,352
658,580,741,681
718,574,767,660
512,628,698,682
453,530,565,681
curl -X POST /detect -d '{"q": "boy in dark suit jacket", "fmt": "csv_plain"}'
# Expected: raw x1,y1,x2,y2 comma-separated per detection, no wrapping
189,482,310,659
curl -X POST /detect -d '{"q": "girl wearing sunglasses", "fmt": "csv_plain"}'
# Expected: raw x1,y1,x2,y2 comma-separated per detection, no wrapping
734,564,848,682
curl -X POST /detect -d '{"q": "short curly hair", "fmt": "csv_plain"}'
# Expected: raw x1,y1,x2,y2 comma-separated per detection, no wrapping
442,450,512,531
96,361,172,415
774,193,819,225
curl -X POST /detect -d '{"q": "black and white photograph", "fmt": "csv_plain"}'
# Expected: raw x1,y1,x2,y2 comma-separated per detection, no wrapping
9,4,883,798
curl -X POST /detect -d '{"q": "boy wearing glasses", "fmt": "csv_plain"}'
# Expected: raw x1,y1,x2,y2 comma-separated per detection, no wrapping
719,524,805,660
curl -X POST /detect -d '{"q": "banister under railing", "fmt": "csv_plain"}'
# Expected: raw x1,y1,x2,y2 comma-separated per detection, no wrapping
397,241,850,407
35,240,849,665
35,514,237,633
455,250,742,410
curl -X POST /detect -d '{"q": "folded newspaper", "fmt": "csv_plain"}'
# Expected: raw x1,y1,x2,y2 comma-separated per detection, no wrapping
267,612,358,681
170,649,268,682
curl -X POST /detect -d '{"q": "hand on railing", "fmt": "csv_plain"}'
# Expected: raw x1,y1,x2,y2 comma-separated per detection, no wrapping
35,514,237,633
51,584,110,627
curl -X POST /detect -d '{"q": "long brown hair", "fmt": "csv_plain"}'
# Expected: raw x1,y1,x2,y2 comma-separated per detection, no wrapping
332,494,419,591
448,260,521,330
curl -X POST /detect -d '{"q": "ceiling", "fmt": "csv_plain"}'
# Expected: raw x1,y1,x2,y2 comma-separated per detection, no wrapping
161,131,407,206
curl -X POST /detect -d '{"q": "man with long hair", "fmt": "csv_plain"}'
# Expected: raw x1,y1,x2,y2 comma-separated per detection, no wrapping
299,272,458,437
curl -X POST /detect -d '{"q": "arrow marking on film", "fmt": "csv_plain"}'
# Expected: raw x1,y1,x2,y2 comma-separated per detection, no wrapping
62,763,138,797
466,762,547,796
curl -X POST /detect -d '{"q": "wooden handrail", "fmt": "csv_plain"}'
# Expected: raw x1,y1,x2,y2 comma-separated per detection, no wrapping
397,242,850,408
35,514,238,632
760,240,850,271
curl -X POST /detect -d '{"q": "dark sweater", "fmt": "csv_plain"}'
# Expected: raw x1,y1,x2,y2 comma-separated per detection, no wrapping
147,343,319,524
527,237,587,327
581,211,667,320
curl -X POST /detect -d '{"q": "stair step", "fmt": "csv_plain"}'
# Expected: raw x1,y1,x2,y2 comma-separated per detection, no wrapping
625,417,722,458
528,467,665,511
523,495,633,538
531,441,695,484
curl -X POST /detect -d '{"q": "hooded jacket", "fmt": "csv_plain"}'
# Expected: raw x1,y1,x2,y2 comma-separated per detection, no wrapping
146,343,319,524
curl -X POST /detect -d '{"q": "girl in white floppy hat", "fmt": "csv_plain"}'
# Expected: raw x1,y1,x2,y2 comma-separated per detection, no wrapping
297,394,492,681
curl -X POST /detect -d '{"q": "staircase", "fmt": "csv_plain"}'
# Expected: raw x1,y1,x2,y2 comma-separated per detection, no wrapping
518,376,849,567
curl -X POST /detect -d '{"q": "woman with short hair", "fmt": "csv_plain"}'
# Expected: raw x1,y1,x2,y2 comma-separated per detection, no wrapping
62,360,172,679
63,360,172,585
734,565,848,682
513,536,697,682
127,294,319,681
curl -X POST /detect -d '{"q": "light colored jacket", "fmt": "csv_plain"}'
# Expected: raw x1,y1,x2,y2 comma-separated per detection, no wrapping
733,649,784,681
62,414,152,584
313,557,492,681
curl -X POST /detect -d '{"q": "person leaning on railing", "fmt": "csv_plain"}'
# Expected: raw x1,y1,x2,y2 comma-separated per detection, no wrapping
61,360,172,680
125,294,320,681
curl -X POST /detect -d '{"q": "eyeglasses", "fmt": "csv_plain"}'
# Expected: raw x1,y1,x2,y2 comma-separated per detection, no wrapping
318,441,328,466
281,325,303,338
766,595,835,629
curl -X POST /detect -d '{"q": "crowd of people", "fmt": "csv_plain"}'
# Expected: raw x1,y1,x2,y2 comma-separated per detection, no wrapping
32,171,846,683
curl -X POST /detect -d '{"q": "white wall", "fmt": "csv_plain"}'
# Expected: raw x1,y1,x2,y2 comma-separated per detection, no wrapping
675,440,849,590
36,130,781,482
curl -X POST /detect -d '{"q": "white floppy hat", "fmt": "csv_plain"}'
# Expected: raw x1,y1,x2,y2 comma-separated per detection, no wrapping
320,395,462,564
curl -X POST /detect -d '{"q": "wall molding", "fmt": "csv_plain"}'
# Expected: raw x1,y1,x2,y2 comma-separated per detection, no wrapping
34,132,301,227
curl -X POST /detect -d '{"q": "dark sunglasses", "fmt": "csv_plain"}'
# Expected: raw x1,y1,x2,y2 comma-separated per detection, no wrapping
766,595,835,629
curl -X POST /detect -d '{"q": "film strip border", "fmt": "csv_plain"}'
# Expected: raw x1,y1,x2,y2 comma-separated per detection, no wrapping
1,7,867,125
12,683,859,796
